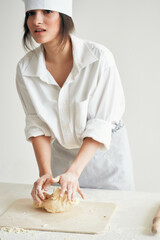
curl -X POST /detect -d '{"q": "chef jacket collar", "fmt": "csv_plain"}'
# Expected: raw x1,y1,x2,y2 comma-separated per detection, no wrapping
23,33,98,83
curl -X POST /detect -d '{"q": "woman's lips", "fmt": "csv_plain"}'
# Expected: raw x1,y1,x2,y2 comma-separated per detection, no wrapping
35,30,46,35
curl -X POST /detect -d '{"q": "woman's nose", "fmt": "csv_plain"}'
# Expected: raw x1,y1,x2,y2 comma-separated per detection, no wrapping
33,12,44,25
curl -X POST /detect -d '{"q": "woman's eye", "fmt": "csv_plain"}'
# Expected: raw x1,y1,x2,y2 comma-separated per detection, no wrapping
44,10,52,14
26,11,35,17
26,10,52,17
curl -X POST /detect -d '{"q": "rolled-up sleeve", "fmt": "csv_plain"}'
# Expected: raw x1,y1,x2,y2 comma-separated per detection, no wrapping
16,63,53,143
24,114,53,142
81,54,125,151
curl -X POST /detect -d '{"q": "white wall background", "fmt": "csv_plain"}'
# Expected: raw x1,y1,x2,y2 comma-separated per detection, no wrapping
0,0,159,192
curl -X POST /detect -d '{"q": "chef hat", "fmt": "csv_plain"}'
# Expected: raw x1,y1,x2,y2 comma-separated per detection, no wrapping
22,0,72,18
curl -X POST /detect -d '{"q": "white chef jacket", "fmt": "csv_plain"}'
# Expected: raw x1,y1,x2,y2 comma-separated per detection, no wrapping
16,33,125,151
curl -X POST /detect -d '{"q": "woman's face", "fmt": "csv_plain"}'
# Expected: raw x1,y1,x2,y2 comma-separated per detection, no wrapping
27,9,61,44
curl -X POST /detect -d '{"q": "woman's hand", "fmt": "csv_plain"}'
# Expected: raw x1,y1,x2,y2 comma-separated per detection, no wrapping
31,173,55,204
52,172,85,201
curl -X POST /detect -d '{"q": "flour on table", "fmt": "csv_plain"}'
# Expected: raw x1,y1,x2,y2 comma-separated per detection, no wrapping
0,226,27,233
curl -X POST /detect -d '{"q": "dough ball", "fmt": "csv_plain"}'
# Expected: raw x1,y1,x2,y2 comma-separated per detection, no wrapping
33,186,79,213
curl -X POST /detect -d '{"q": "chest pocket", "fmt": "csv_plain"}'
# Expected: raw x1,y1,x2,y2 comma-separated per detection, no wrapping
74,98,89,136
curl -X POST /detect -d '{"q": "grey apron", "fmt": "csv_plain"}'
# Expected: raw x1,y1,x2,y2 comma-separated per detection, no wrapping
51,120,135,191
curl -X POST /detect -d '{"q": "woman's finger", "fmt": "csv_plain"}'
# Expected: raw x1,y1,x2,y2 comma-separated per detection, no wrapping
77,186,85,199
36,185,45,201
71,185,76,201
34,179,45,200
67,184,73,201
31,174,52,203
42,185,49,191
39,174,52,191
42,178,51,191
31,186,42,204
52,176,60,183
40,174,52,188
60,181,67,198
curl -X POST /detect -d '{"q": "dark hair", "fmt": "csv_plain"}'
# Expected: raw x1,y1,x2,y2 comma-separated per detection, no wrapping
22,12,75,52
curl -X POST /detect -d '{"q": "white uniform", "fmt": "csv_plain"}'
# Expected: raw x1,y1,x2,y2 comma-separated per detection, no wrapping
16,33,135,190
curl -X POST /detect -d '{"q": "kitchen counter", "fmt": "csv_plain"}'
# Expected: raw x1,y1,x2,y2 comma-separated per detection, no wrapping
0,182,160,240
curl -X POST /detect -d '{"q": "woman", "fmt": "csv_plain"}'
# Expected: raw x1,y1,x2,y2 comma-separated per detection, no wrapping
16,0,135,204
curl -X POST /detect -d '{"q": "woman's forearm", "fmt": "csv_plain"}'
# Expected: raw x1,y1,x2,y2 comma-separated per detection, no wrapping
65,137,102,177
30,135,52,177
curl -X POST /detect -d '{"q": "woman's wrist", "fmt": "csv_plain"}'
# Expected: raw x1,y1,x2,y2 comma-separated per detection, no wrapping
39,171,52,178
65,166,81,179
65,137,101,179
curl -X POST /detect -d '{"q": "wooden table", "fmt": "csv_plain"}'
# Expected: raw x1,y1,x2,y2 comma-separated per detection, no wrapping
0,182,160,240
